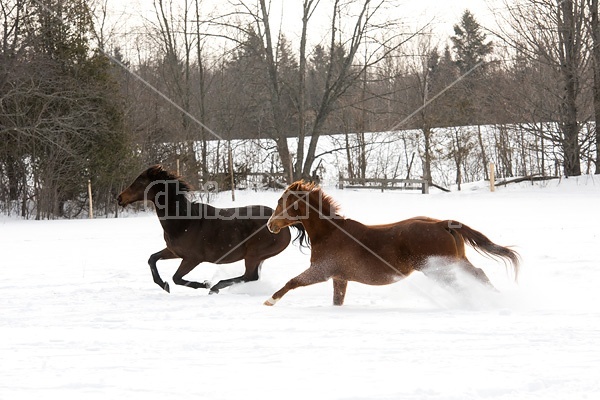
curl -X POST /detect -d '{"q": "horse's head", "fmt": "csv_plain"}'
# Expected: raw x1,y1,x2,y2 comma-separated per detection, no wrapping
117,165,167,207
267,181,313,234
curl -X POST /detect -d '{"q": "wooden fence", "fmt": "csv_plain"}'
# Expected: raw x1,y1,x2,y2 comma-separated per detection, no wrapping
338,176,429,194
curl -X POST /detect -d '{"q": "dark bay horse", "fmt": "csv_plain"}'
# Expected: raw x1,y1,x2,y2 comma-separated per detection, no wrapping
117,165,308,294
264,181,519,306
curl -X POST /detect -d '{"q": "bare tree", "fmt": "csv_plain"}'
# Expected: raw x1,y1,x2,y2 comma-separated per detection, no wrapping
212,0,408,182
589,0,600,173
500,0,590,177
295,0,320,181
301,0,407,179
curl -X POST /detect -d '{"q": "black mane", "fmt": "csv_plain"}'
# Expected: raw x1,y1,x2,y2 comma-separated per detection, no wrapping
146,165,193,192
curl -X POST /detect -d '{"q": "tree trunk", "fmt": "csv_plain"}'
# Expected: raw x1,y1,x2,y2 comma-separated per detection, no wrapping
302,0,372,178
258,0,293,182
422,126,432,184
358,132,367,180
295,1,314,181
477,125,489,180
591,0,600,174
345,133,354,180
558,0,582,176
453,129,462,191
275,137,293,183
195,0,208,180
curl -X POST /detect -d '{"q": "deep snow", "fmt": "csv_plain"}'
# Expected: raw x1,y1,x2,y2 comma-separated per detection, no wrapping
1,176,600,399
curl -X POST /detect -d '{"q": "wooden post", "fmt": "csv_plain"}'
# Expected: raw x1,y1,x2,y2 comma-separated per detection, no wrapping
422,181,429,194
228,141,235,202
489,162,495,192
87,179,94,219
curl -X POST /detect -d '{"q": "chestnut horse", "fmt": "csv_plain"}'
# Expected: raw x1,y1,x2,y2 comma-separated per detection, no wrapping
117,165,307,294
264,181,519,306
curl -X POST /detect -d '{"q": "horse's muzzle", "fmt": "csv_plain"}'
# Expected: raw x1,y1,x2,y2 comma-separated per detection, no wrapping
267,224,280,234
116,194,128,207
267,218,281,234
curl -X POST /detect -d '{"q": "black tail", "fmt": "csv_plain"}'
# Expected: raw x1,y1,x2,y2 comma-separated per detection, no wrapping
451,221,520,281
290,223,310,250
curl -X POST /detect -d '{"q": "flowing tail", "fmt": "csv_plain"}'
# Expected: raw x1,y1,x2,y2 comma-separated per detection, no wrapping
290,223,310,250
449,221,520,281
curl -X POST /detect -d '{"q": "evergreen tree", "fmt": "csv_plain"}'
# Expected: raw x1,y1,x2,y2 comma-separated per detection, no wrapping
1,0,130,218
450,10,494,185
451,10,493,74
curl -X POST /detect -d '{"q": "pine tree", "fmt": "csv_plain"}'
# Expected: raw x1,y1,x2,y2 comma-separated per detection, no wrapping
451,10,493,74
15,0,129,217
450,10,494,186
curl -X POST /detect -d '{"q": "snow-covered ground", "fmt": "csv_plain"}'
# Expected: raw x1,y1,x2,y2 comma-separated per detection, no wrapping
2,176,600,399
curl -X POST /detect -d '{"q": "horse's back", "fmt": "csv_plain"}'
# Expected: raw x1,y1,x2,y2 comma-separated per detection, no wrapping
322,217,460,277
201,204,281,237
199,203,273,220
166,203,289,263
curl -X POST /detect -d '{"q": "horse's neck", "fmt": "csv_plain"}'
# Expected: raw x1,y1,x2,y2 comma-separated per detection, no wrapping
154,192,197,233
301,199,339,241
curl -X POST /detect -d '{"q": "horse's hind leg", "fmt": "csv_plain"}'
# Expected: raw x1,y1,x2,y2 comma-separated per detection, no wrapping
209,260,263,294
148,248,178,293
264,265,329,306
420,257,458,287
333,278,348,306
459,260,497,290
421,258,496,291
172,259,210,290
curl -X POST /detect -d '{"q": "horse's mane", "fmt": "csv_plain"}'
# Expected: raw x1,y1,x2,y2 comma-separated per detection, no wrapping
286,180,342,217
146,164,193,192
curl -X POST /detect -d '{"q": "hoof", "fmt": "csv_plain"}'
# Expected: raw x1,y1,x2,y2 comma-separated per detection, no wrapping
264,297,278,306
163,282,170,293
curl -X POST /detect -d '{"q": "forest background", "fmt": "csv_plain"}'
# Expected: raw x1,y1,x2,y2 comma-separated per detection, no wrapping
1,0,599,219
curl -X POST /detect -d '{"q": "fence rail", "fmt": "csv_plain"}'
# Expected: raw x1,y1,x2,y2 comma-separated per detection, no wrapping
338,177,429,194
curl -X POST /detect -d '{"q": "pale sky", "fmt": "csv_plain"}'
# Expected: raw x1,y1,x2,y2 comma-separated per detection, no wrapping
101,0,506,55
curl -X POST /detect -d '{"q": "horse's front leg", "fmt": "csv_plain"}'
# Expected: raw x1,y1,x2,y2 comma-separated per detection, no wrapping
148,248,178,293
264,265,329,306
172,258,211,290
332,278,348,306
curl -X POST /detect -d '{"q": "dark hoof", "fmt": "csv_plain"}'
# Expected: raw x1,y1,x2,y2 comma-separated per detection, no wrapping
163,282,170,293
209,289,219,295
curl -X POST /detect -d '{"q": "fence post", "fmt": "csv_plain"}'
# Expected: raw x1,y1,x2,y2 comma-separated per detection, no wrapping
489,162,495,192
87,179,94,219
422,181,429,194
228,141,235,202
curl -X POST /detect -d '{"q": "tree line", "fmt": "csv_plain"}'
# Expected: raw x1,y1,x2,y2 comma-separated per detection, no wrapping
1,0,599,218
